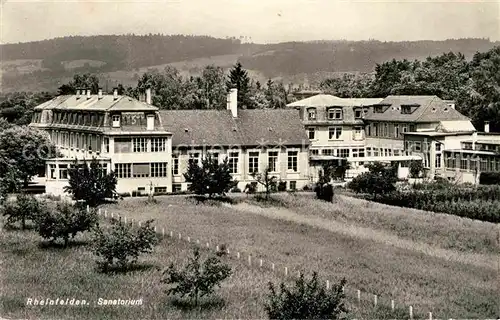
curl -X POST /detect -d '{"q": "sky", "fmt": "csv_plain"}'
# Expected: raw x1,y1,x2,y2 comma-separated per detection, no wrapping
1,0,499,44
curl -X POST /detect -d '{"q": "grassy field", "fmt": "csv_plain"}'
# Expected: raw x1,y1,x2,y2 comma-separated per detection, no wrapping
1,194,499,319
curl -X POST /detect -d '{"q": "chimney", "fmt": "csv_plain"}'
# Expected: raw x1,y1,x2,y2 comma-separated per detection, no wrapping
484,121,490,133
226,88,238,118
86,88,91,100
113,88,118,100
147,114,155,130
146,88,152,105
98,88,103,99
81,89,86,97
76,89,81,99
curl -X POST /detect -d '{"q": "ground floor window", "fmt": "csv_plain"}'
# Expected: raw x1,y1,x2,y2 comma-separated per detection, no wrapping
59,164,68,180
287,151,298,172
338,149,349,158
289,181,297,190
151,162,168,177
133,163,150,178
173,184,182,193
115,163,132,178
435,154,441,168
154,186,167,194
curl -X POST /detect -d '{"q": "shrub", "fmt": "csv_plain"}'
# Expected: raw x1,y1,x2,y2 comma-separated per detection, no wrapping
251,167,278,199
35,201,98,246
479,172,500,185
348,162,397,199
2,193,46,229
314,183,334,202
184,155,236,198
92,218,159,272
244,182,258,194
64,158,117,207
230,187,242,193
277,181,287,192
265,272,347,320
409,160,424,178
162,248,232,306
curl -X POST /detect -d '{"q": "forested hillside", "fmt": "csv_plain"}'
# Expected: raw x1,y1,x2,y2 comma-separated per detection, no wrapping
1,35,498,92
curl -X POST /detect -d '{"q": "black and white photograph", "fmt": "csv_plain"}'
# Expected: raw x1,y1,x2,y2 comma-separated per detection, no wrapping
1,0,499,319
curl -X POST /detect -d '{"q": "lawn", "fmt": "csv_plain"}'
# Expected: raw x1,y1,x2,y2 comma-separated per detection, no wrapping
1,194,498,319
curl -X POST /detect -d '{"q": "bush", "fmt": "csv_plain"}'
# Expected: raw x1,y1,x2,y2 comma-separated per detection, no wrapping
479,172,500,185
92,218,159,272
2,193,47,229
348,162,397,199
277,181,287,192
35,201,98,246
244,182,258,194
184,155,237,198
230,187,242,193
162,248,232,306
265,272,347,320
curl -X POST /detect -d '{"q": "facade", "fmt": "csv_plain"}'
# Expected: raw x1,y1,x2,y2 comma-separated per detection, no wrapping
30,88,309,196
287,94,480,181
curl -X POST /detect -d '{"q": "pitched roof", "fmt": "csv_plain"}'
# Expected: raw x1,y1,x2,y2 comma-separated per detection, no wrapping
363,95,470,122
159,109,308,147
287,94,355,107
436,120,476,133
34,95,158,112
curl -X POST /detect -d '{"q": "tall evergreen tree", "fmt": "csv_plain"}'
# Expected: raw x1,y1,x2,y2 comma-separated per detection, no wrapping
226,62,253,109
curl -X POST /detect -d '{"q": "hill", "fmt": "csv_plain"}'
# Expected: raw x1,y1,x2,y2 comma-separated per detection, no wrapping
1,35,498,92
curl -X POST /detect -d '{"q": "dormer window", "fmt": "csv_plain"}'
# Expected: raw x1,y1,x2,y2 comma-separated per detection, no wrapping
354,109,362,119
307,108,317,120
112,115,121,128
328,108,342,120
401,106,412,114
374,106,384,113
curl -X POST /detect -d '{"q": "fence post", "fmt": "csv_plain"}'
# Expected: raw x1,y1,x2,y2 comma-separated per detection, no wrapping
429,312,432,320
248,255,251,266
170,231,173,238
162,228,165,237
196,239,200,245
260,259,263,268
357,290,361,303
409,306,413,320
271,263,275,271
206,242,210,248
179,233,182,240
98,208,101,215
138,221,142,227
226,248,230,255
187,237,191,243
104,209,107,218
86,205,90,213
326,280,330,290
391,300,395,311
285,267,288,276
216,245,219,252
111,212,114,218
237,252,240,259
124,216,127,224
374,294,377,307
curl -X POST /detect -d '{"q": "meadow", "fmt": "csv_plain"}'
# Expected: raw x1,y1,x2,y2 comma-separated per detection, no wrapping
1,193,498,319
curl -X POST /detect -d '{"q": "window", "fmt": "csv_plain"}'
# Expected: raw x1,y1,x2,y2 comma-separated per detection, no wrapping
480,159,488,171
151,138,166,152
373,123,378,136
59,164,68,179
401,106,412,114
414,142,422,152
289,181,297,190
329,127,342,140
49,164,56,179
354,126,363,139
383,123,388,137
172,154,179,175
287,151,298,172
104,137,109,153
151,162,168,177
268,151,279,172
366,125,371,136
394,149,400,156
339,149,349,158
435,143,441,151
402,125,408,135
154,187,167,194
112,115,120,127
354,109,362,119
248,151,259,173
366,147,372,157
308,127,316,140
173,184,182,192
328,108,342,120
229,152,239,174
373,148,379,157
374,106,384,113
189,152,201,166
460,158,468,170
409,124,416,132
435,154,441,168
98,164,108,175
394,124,399,138
352,148,365,158
470,157,478,171
207,151,220,162
133,163,150,178
114,163,131,178
309,149,319,156
133,138,147,152
322,149,334,156
307,108,317,120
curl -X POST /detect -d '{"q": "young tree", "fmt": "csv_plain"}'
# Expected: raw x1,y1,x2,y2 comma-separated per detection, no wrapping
265,272,347,320
36,201,98,247
409,160,424,179
0,126,57,188
92,218,159,272
183,155,236,198
162,248,232,306
251,167,278,200
348,161,397,199
2,193,47,230
64,158,117,207
226,62,253,108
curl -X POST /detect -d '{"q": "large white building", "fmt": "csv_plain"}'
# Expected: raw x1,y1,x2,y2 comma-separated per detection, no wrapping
30,88,310,196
